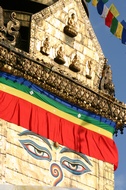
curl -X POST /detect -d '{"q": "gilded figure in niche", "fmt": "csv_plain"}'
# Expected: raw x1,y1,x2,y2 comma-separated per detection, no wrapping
40,36,50,55
64,12,78,37
86,60,92,79
68,13,76,28
54,45,65,64
69,53,80,72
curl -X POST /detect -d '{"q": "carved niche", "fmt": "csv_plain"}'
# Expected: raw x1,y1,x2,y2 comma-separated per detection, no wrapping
40,36,51,56
69,53,80,72
64,12,78,37
54,45,66,65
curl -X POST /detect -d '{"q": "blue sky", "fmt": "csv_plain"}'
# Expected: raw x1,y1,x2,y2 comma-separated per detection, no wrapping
88,1,126,189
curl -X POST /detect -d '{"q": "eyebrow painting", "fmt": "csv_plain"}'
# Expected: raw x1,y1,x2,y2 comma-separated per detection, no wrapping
60,147,92,166
18,130,52,150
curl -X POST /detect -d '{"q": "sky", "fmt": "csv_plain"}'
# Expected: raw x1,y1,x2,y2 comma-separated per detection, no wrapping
87,1,126,189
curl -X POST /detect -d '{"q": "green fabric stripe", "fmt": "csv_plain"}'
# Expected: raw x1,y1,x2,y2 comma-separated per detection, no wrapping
110,17,118,34
0,77,115,134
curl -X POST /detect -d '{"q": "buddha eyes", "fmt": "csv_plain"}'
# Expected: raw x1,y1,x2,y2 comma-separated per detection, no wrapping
19,139,52,161
60,156,91,175
19,139,91,176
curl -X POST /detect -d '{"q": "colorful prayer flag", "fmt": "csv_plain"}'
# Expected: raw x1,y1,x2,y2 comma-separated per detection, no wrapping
102,0,108,3
85,0,125,45
85,0,91,2
92,0,98,7
110,17,118,35
121,20,126,29
101,4,109,18
121,28,126,44
109,4,119,18
115,22,123,39
105,11,114,27
97,0,104,15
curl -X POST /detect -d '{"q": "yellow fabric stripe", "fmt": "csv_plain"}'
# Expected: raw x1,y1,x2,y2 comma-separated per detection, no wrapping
0,83,112,139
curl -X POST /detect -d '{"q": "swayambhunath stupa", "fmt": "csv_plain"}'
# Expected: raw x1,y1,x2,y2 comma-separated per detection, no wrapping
0,0,126,189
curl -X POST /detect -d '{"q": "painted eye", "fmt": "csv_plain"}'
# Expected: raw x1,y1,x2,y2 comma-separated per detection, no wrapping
19,139,52,161
25,144,49,158
63,161,84,172
60,156,91,175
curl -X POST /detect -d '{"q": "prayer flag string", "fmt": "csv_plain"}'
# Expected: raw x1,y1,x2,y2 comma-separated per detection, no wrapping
86,0,126,45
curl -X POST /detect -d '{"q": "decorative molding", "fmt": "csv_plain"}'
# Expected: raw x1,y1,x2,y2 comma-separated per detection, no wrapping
0,7,20,46
0,42,125,134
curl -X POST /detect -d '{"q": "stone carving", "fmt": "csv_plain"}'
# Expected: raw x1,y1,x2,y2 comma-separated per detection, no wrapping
99,58,115,96
54,46,65,64
0,7,20,46
40,37,50,55
7,12,21,46
0,6,7,41
69,53,80,72
64,12,78,37
86,60,92,79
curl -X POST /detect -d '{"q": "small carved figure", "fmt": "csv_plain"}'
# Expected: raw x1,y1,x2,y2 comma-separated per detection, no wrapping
69,54,80,72
57,46,64,59
86,60,92,79
64,12,78,37
67,13,76,28
40,37,50,55
54,46,65,64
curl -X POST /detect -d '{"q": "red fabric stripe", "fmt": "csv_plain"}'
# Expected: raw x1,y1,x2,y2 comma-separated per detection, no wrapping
105,11,114,27
0,90,118,169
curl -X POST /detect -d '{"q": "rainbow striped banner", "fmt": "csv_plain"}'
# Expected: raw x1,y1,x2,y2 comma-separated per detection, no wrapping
0,71,118,169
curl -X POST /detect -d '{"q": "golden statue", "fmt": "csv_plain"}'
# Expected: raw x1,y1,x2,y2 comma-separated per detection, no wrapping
68,13,76,28
69,54,80,72
40,37,50,55
54,46,65,64
64,12,78,37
